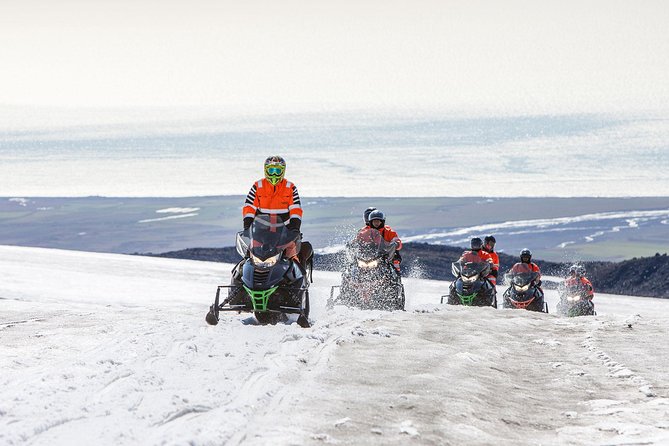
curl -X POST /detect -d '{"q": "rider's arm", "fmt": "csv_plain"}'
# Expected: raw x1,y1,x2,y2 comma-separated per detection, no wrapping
287,183,303,230
243,182,260,228
383,228,402,250
583,278,594,295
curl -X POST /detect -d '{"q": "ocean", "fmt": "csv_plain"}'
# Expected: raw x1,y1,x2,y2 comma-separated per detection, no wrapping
1,108,668,197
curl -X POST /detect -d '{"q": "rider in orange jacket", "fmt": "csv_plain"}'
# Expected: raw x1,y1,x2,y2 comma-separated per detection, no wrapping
242,156,302,260
459,237,496,283
482,235,500,286
367,209,403,272
564,264,594,299
513,248,543,295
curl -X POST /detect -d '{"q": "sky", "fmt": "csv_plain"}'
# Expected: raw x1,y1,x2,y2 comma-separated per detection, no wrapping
1,0,668,114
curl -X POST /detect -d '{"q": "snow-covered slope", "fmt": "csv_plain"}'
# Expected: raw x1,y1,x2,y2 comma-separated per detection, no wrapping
1,245,668,445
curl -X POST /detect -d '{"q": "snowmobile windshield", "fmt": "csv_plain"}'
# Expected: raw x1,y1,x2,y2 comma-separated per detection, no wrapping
506,263,538,286
351,227,395,261
560,280,588,296
250,214,292,260
453,260,489,278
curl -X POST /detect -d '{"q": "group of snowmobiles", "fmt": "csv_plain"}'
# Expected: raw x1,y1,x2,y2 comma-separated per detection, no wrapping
444,256,596,317
204,214,594,329
204,212,404,328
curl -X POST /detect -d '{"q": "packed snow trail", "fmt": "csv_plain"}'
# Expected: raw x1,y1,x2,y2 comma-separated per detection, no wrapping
1,245,668,445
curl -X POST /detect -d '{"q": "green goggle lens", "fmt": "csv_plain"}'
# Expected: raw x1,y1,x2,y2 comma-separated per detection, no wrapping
266,166,284,175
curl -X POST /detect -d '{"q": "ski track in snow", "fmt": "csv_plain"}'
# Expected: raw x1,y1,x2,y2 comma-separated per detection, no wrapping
1,245,668,445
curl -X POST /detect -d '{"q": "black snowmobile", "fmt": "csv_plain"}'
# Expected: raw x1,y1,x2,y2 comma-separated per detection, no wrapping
328,227,405,311
441,257,496,307
556,282,596,317
502,263,548,313
206,213,313,328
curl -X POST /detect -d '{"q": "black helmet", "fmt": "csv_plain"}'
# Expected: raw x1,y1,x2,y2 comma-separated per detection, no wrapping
484,235,496,244
363,207,377,225
520,248,532,263
368,210,385,228
470,237,483,251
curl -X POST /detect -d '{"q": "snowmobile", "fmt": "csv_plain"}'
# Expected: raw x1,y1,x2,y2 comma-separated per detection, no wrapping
502,263,548,313
328,227,405,311
441,258,496,307
205,213,312,328
556,282,596,317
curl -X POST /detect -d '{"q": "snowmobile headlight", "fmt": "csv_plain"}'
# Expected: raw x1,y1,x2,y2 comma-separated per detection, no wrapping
251,253,280,268
513,283,530,292
567,294,580,302
462,274,478,283
357,259,379,268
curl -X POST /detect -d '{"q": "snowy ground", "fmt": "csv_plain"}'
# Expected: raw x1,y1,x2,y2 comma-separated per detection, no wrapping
1,245,668,445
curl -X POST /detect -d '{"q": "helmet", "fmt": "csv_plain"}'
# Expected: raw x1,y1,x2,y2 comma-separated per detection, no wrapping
470,237,483,251
569,264,585,276
484,235,496,244
264,156,286,185
368,210,385,228
363,207,378,225
520,248,532,263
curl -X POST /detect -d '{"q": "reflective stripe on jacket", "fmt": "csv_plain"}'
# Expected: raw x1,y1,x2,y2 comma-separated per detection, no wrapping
242,178,303,221
486,250,500,272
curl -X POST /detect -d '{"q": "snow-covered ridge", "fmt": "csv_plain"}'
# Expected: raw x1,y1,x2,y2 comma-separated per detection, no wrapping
1,245,668,445
403,208,669,247
138,207,201,223
155,207,200,214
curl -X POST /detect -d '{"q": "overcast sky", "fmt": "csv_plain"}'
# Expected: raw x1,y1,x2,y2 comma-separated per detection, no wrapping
1,0,668,114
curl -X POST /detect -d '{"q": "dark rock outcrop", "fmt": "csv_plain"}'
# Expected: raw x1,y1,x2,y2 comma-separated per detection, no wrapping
141,245,669,299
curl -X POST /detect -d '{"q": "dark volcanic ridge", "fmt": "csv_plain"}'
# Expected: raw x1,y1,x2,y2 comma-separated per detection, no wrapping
141,243,669,299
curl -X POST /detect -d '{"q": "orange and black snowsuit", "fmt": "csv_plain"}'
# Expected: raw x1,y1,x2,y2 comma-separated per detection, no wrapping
459,249,495,283
565,276,594,299
514,261,542,287
526,262,541,281
482,248,500,285
377,226,402,251
243,178,302,228
365,225,403,271
242,178,302,258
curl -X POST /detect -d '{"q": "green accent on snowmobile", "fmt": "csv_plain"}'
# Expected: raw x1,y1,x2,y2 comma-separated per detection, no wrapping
457,292,477,306
243,285,279,311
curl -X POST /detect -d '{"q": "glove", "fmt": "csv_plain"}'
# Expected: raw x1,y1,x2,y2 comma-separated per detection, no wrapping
289,227,301,241
243,217,254,230
286,218,301,231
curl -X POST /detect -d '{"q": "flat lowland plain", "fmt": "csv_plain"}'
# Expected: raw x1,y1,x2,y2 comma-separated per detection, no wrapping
0,196,667,261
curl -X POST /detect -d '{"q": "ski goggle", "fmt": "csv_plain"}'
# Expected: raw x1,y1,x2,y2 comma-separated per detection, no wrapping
265,166,284,175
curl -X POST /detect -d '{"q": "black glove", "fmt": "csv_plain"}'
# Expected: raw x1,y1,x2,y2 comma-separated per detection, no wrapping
490,269,498,278
286,218,301,231
288,227,301,241
243,217,254,230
